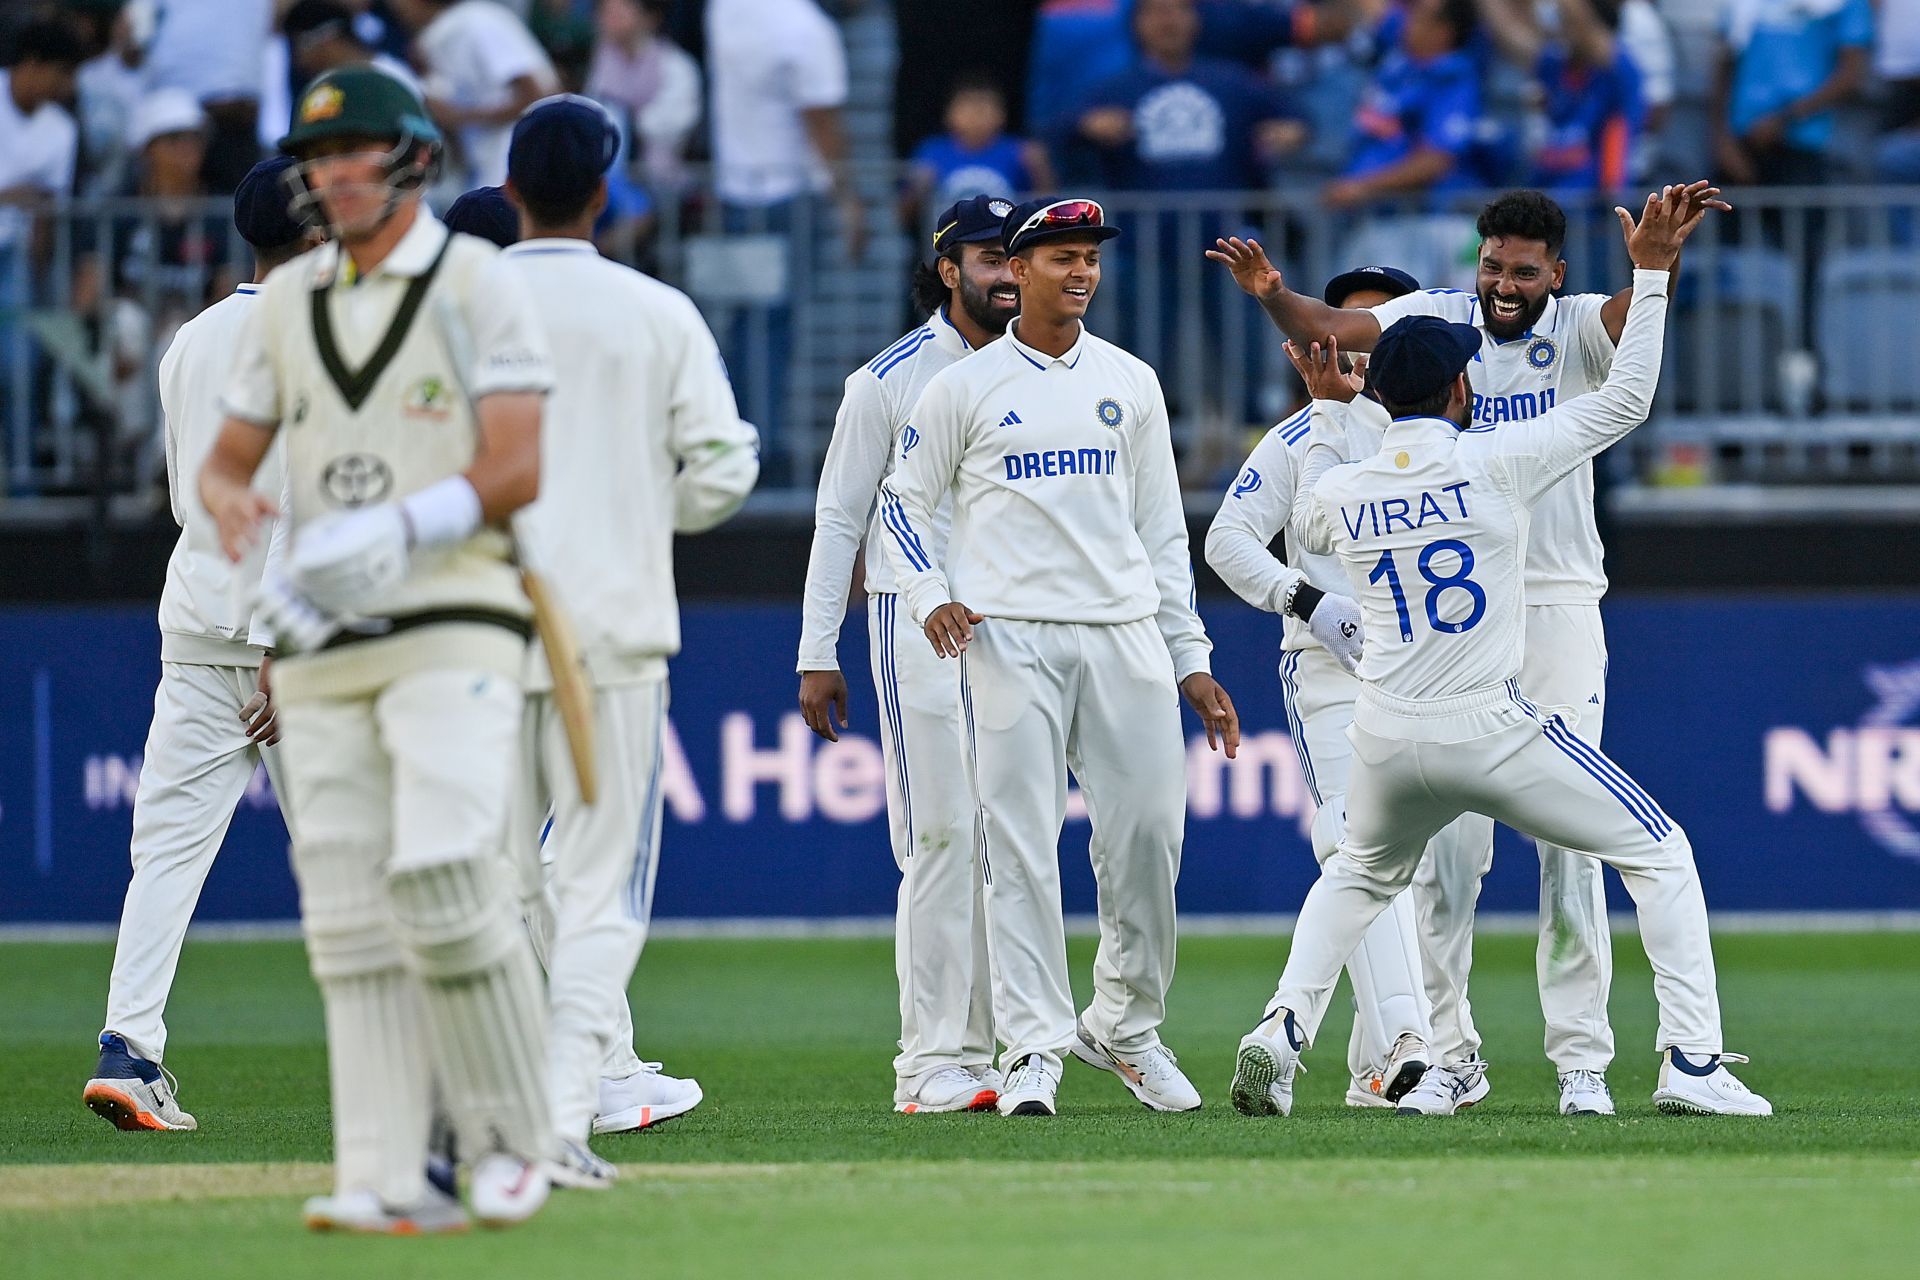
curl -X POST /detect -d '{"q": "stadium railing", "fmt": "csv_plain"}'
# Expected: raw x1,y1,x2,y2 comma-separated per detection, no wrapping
3,182,1918,524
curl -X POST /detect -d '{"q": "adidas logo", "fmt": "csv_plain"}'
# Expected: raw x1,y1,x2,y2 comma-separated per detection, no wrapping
999,410,1022,429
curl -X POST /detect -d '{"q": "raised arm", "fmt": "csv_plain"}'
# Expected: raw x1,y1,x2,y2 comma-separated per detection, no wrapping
1207,236,1385,352
1599,179,1731,341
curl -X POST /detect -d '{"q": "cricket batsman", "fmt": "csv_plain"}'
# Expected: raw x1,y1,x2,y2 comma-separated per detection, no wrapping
200,66,557,1232
499,95,758,1179
84,157,319,1133
798,194,1018,1115
880,197,1239,1117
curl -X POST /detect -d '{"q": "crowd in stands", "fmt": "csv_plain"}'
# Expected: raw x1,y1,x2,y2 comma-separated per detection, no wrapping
0,0,1914,492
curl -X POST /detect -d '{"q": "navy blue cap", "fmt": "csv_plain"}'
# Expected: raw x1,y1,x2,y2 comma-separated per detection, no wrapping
931,194,1015,255
445,185,519,248
233,156,308,251
1370,316,1482,408
1001,196,1120,257
508,94,618,207
1323,264,1421,306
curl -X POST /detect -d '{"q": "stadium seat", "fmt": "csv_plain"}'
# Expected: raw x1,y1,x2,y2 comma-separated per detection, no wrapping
1669,247,1796,415
1817,249,1920,411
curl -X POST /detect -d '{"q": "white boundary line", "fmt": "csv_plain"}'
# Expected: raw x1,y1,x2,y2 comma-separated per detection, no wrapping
2,910,1917,944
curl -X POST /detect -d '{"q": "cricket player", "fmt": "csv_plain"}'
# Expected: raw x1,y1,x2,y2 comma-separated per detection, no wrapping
798,194,1017,1115
498,96,758,1180
1229,187,1771,1120
881,197,1240,1118
82,158,318,1133
1209,181,1729,1116
1207,264,1500,1110
199,66,557,1232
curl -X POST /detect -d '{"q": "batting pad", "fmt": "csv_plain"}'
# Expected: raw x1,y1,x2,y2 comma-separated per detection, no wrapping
389,856,552,1161
293,838,431,1204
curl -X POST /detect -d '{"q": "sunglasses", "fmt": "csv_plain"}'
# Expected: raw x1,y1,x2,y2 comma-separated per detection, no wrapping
1013,199,1105,243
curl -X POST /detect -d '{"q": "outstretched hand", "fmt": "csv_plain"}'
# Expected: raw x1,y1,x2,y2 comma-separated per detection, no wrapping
1617,183,1714,271
1206,236,1284,302
1284,335,1363,403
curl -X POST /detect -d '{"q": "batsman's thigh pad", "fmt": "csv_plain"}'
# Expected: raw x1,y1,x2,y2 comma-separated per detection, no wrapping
378,668,524,873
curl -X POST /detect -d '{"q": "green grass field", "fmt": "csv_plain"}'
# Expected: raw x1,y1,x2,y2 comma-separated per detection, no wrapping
4,931,1918,1276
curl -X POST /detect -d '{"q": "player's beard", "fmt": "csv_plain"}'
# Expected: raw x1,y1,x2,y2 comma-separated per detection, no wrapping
1478,286,1550,341
956,272,1017,337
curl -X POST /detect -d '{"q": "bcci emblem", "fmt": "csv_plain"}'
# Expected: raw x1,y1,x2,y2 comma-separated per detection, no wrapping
322,453,393,507
988,199,1014,218
1526,337,1558,371
300,83,345,124
403,376,453,420
1096,397,1124,430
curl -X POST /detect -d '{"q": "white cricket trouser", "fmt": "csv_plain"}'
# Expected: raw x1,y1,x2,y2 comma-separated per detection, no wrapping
962,616,1186,1069
1413,603,1614,1070
1279,646,1489,1082
1268,689,1721,1058
515,677,667,1143
103,661,289,1063
280,667,548,1205
870,594,995,1083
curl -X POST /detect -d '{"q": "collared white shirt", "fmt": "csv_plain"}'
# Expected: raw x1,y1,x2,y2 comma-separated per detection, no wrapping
880,319,1211,680
417,0,560,187
704,0,849,205
504,237,758,682
1369,285,1617,604
1299,271,1668,727
798,306,972,672
143,0,274,104
0,70,78,249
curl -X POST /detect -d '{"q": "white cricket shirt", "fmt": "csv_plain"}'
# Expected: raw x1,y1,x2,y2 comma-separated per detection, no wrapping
704,0,849,205
1301,270,1669,741
142,0,273,104
417,0,559,186
156,284,286,667
1369,285,1617,604
504,238,758,686
880,319,1211,681
797,307,971,672
0,71,77,250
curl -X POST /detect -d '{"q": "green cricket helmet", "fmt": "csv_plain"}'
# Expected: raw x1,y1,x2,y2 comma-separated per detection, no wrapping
280,66,442,236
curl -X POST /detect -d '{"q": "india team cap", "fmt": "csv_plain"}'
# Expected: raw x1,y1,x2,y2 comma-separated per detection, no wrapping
508,94,619,206
1001,197,1120,257
232,156,310,251
931,194,1014,255
1323,264,1421,307
1369,315,1483,406
445,185,519,248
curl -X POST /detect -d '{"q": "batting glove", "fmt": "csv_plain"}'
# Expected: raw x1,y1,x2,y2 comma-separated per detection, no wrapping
254,571,340,655
291,505,410,616
1307,592,1365,674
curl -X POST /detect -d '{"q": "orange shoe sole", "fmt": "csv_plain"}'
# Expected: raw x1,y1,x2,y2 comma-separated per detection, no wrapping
83,1083,177,1131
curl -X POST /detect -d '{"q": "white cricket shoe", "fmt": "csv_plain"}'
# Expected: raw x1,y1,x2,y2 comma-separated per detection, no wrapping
469,1154,550,1227
1344,1073,1393,1109
895,1066,999,1114
83,1033,196,1132
1652,1050,1772,1117
1070,1022,1202,1112
975,1065,1005,1094
995,1053,1061,1117
1381,1032,1431,1103
593,1063,704,1134
1396,1058,1491,1116
1559,1069,1616,1116
303,1187,468,1235
546,1139,618,1190
1230,1010,1306,1117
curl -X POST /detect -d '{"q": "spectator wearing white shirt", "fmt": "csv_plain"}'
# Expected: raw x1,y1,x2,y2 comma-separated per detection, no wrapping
1,19,84,460
392,0,560,187
587,0,701,194
141,0,273,191
705,0,864,475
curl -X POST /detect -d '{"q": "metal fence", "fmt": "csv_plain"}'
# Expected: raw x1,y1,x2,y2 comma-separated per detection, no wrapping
4,182,1919,520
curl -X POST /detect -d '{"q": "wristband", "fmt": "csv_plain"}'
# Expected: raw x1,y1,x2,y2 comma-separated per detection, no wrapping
398,475,482,550
1283,580,1325,622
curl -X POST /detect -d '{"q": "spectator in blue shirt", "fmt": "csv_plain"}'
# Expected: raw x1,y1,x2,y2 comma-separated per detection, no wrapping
1328,0,1485,209
1027,0,1138,139
1074,0,1305,191
903,75,1056,225
1476,0,1645,192
1713,0,1872,186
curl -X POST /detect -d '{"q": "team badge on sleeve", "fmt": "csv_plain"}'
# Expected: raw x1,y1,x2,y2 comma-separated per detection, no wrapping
901,424,920,455
1232,467,1262,498
1526,337,1558,371
1096,397,1124,429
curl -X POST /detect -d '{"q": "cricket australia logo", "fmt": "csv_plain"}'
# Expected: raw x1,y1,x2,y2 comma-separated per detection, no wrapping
321,453,393,507
1526,337,1558,371
1765,658,1920,862
402,375,453,420
1096,397,1124,429
1232,467,1262,499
